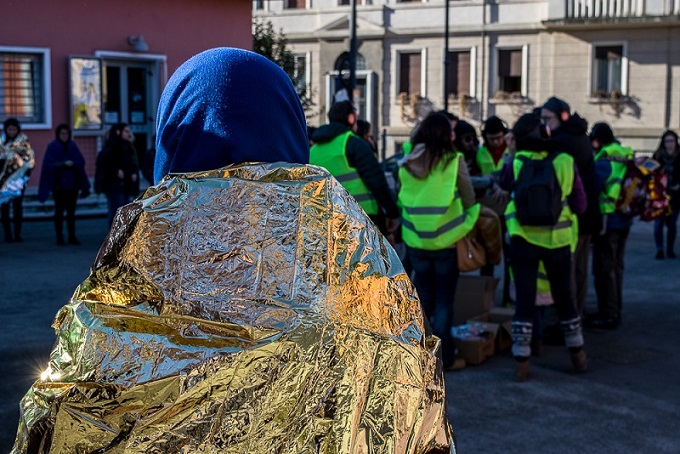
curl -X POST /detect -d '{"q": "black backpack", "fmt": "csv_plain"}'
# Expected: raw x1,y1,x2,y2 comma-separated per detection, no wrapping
513,153,563,226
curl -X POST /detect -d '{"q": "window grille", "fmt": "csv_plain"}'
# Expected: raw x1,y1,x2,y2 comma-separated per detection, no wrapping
0,52,44,124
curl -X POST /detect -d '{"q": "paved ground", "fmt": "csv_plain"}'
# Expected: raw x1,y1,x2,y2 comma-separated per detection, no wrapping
1,216,679,452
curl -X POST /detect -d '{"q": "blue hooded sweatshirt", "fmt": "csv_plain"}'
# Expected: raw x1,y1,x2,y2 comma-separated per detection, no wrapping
154,48,309,184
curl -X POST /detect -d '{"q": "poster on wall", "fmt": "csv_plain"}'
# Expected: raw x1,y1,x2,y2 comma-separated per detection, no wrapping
69,56,103,131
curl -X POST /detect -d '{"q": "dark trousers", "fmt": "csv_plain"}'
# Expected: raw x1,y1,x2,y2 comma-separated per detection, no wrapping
654,210,679,254
53,189,79,241
510,236,582,357
1,195,23,241
407,246,459,367
106,191,131,227
592,228,630,320
572,234,591,317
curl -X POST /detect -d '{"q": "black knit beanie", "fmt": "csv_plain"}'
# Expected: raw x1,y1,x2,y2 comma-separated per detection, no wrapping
590,122,615,146
542,97,571,122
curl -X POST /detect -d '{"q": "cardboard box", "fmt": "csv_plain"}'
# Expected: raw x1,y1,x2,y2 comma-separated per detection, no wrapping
468,307,514,352
453,275,499,325
451,322,496,365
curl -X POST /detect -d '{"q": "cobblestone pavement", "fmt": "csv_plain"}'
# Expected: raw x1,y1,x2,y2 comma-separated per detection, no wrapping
1,217,678,452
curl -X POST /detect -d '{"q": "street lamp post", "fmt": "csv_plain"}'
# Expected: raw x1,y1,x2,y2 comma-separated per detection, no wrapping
349,0,358,100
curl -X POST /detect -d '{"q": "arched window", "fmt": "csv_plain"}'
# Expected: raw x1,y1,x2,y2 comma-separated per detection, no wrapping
334,52,366,72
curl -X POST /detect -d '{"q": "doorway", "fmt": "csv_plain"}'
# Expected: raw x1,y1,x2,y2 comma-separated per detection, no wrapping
102,59,159,185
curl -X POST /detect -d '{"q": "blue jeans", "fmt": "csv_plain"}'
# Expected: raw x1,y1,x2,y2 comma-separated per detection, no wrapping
407,246,459,367
654,210,679,254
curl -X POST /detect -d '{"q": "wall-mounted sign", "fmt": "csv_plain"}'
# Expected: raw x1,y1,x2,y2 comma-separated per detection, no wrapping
69,56,103,131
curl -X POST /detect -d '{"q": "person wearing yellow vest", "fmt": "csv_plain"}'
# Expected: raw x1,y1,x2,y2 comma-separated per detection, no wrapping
478,116,511,176
310,101,399,236
398,112,479,370
585,123,634,330
499,113,588,381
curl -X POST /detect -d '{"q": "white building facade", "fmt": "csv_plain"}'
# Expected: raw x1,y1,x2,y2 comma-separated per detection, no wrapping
254,0,680,156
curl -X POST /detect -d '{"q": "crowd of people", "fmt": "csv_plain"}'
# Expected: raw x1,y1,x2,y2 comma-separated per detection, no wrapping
1,80,679,384
312,96,679,380
5,48,679,451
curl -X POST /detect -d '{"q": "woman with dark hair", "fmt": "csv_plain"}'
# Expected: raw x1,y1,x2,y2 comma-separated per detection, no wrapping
38,124,91,245
1,117,35,242
398,112,479,370
652,129,680,259
94,123,139,226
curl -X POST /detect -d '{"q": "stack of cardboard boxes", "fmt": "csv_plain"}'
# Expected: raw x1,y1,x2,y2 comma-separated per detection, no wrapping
452,275,514,365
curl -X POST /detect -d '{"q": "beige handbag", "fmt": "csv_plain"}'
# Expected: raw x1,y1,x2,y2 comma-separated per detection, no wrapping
456,228,487,272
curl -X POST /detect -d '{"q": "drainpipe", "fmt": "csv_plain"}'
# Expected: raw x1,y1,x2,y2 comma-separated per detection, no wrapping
349,0,357,100
480,0,487,121
444,0,450,111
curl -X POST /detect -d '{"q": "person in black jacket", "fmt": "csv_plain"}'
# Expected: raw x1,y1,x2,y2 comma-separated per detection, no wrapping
94,123,139,226
540,97,601,319
38,124,91,245
310,101,399,238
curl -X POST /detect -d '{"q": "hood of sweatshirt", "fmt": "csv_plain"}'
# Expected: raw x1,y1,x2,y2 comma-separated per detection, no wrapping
154,48,310,184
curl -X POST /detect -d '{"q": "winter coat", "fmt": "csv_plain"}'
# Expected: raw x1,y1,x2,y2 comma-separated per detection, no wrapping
312,122,399,219
95,139,139,197
38,138,90,202
550,113,602,235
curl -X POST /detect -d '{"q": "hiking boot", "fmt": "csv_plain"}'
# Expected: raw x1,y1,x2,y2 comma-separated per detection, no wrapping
446,358,466,371
570,349,588,373
667,250,677,259
655,250,665,260
514,360,530,382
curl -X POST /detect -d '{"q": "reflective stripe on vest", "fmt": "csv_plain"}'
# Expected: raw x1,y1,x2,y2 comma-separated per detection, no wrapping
504,150,577,249
398,153,480,250
476,146,507,176
595,143,633,215
310,131,379,215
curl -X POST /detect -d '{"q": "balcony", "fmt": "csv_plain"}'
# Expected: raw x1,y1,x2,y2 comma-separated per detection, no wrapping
547,0,680,24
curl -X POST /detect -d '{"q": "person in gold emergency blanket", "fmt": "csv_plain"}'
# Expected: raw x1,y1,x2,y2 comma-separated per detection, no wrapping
1,118,35,242
12,48,456,454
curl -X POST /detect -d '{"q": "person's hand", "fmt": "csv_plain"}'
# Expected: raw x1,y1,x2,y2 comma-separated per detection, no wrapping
65,160,74,167
117,169,125,179
131,173,138,182
490,186,509,205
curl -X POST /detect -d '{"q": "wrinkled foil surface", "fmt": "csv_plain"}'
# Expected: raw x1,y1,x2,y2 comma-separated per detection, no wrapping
13,162,455,453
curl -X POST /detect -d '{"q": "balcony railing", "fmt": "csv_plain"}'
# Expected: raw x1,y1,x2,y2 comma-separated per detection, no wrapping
550,0,679,20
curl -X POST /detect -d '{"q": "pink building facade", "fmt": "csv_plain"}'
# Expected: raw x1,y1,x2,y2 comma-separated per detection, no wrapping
2,0,252,187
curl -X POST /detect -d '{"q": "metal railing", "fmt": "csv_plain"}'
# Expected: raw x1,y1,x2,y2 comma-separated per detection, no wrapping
561,0,679,19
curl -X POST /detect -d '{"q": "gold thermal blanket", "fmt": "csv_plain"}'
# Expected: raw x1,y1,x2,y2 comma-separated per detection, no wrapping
13,162,455,453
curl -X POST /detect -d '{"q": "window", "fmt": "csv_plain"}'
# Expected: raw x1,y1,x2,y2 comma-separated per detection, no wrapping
447,50,471,98
285,0,306,8
399,52,422,96
497,48,522,94
593,44,624,96
253,0,264,10
293,53,309,95
0,47,51,127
